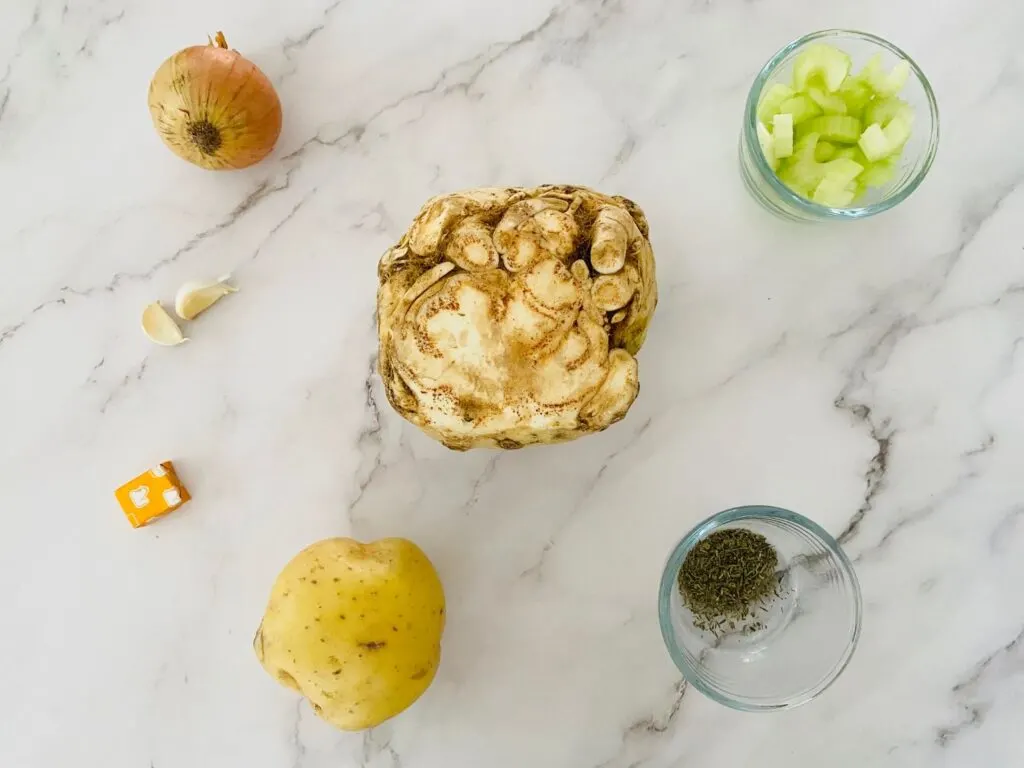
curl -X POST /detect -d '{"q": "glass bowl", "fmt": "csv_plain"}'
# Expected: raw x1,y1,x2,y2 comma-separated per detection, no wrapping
739,29,939,221
658,505,862,711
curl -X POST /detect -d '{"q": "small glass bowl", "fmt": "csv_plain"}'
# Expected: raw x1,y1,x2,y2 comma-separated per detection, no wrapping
658,505,862,711
739,29,939,221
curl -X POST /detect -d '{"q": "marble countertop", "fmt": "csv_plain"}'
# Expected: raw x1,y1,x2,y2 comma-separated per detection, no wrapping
3,0,1023,766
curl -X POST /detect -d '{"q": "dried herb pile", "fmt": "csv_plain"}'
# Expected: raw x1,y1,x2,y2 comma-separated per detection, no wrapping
677,528,780,634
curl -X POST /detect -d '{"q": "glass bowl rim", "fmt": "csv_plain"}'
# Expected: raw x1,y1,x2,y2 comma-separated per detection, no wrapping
743,28,940,220
658,504,864,711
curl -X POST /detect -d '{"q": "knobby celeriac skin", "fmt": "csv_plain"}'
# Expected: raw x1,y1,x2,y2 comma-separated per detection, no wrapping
377,185,658,450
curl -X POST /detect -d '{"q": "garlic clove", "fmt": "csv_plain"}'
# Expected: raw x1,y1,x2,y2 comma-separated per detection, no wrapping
174,274,238,320
142,302,188,346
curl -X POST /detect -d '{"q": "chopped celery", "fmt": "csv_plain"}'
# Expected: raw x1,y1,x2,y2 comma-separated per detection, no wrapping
780,161,825,197
822,157,864,185
814,141,838,162
857,54,884,89
838,79,873,117
856,117,911,162
777,169,809,198
858,54,910,97
860,158,898,188
883,116,912,151
802,115,863,143
752,45,917,207
833,146,869,165
773,113,794,158
858,123,890,161
758,83,797,123
808,86,848,114
875,60,910,96
793,44,852,91
757,121,777,170
779,133,824,194
865,98,914,127
778,95,821,125
812,178,856,207
793,132,821,161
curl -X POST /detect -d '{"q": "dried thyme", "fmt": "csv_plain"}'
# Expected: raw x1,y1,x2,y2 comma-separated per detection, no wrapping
677,528,780,634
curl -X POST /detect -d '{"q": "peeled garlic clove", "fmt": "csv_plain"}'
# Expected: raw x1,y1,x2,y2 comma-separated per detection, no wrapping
175,274,238,320
142,302,188,346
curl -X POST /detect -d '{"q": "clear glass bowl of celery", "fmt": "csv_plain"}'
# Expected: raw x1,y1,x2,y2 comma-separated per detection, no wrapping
739,30,939,221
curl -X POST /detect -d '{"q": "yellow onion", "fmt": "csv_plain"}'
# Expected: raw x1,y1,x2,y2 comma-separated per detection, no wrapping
148,32,282,170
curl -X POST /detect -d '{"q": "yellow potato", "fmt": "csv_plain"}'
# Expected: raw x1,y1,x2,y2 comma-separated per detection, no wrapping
254,537,445,730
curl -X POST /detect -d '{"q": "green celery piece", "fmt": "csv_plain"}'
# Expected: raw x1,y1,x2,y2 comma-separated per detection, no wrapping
778,95,822,125
875,60,910,96
838,79,873,118
883,116,912,151
777,173,809,198
773,113,794,158
808,86,848,115
865,97,914,127
860,158,898,188
833,146,870,165
758,83,797,123
857,54,884,90
858,54,911,97
793,132,821,161
815,141,838,162
812,178,856,207
858,123,891,161
756,121,778,170
779,161,822,198
794,121,812,142
822,157,864,185
802,115,863,143
778,133,829,197
793,44,852,91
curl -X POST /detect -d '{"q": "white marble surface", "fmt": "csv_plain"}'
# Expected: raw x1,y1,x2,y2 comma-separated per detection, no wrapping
2,0,1023,765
